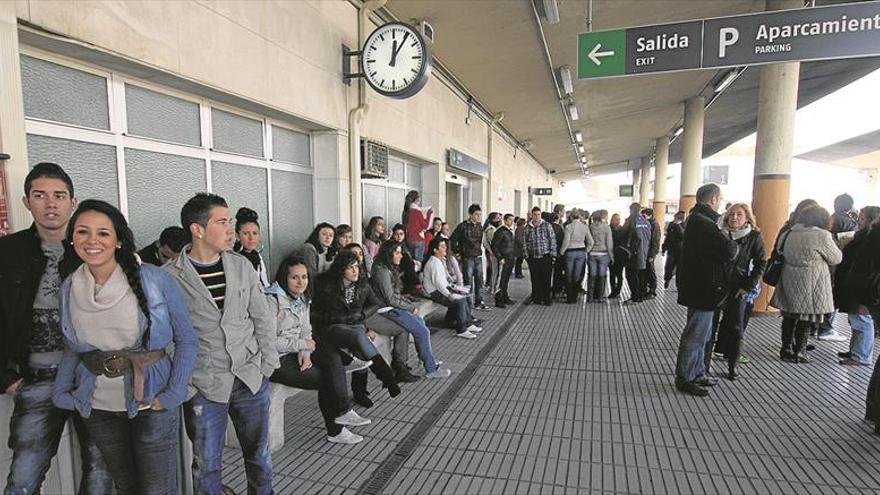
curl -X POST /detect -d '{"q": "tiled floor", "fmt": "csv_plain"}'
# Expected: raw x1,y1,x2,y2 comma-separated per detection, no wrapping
222,272,880,494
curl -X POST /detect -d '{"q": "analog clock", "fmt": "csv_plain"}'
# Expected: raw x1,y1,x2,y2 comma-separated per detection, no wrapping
361,22,432,99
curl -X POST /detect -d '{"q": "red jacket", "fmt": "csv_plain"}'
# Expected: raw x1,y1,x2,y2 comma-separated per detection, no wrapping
405,206,432,244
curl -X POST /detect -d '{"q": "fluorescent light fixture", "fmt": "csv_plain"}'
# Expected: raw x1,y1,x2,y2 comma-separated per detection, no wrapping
580,156,587,164
577,144,585,153
673,126,684,137
568,103,579,121
541,0,560,24
574,130,583,143
558,65,574,95
714,69,739,93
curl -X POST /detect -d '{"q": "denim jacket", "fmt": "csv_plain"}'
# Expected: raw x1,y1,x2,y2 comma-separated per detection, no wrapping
53,264,198,418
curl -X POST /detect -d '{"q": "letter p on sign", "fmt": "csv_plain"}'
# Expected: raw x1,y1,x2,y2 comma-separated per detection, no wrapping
719,27,739,58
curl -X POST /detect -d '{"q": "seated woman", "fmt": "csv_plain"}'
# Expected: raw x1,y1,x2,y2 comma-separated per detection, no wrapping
311,250,401,407
421,236,482,340
54,200,198,493
390,224,421,295
266,255,371,445
371,241,452,379
301,223,337,275
345,242,370,278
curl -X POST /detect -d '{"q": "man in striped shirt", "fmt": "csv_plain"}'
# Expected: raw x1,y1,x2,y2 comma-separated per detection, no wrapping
525,206,557,306
166,193,278,494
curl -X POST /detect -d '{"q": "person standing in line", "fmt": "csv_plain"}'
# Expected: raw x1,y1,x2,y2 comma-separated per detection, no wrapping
450,204,490,310
525,207,557,306
641,208,661,298
482,212,502,297
588,210,614,302
548,212,566,300
491,214,517,308
559,210,593,304
674,183,738,397
54,200,198,493
234,207,269,288
620,203,651,304
0,163,112,494
402,190,433,262
165,193,279,495
138,226,189,266
608,213,626,299
662,211,685,290
513,217,527,279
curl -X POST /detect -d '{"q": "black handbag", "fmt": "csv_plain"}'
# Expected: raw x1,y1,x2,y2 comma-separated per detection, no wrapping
763,232,789,287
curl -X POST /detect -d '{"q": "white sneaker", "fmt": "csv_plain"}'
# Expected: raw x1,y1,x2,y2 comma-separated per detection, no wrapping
426,367,452,378
456,330,477,339
436,360,443,367
345,358,372,373
817,330,847,342
334,409,372,427
466,324,483,333
328,427,363,444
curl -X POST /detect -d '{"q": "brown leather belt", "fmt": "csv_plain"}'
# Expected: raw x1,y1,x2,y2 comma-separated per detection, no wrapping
81,349,165,402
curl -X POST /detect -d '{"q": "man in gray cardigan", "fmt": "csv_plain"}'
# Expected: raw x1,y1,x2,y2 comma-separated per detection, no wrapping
165,193,278,494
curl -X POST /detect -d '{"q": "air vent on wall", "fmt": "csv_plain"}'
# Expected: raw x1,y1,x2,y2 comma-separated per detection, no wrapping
361,140,389,179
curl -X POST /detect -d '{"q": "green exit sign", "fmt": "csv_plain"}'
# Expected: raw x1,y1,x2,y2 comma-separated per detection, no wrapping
578,29,626,79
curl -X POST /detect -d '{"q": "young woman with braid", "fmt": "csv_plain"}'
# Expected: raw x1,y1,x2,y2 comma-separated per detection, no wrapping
53,200,198,493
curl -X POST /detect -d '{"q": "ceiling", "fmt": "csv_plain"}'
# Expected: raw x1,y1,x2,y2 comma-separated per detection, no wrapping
796,129,880,168
385,0,880,177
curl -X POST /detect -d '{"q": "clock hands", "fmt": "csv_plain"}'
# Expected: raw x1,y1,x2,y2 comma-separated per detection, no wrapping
389,31,409,67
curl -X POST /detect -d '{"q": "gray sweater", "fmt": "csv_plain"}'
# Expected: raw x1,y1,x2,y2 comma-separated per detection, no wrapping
589,221,614,258
561,221,594,253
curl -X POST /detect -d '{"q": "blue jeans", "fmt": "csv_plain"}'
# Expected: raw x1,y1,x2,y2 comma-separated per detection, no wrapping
82,408,179,494
430,291,472,333
588,253,611,277
5,379,111,495
409,242,425,265
564,250,586,285
315,324,380,361
184,378,272,495
381,309,438,372
675,308,716,384
849,312,877,365
461,256,484,305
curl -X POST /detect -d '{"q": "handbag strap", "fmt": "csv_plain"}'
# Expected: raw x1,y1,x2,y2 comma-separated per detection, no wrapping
776,231,790,255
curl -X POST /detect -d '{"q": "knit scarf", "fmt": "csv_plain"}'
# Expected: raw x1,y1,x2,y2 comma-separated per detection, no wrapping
722,223,752,241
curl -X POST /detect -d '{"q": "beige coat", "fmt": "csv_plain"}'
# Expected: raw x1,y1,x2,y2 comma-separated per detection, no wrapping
770,225,842,315
165,249,279,402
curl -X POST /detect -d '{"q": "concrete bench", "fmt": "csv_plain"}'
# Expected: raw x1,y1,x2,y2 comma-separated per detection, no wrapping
225,333,392,452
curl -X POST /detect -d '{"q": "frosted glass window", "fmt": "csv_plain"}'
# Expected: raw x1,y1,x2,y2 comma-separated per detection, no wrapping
387,187,406,227
271,170,313,273
405,164,421,189
212,161,270,266
125,84,201,146
211,109,264,157
272,126,310,166
125,149,206,248
21,55,110,130
362,183,387,225
388,158,405,184
27,135,118,206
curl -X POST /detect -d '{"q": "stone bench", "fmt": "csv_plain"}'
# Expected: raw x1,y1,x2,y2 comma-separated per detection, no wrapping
224,333,392,452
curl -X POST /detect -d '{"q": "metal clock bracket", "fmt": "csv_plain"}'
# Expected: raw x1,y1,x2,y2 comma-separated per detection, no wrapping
342,45,365,86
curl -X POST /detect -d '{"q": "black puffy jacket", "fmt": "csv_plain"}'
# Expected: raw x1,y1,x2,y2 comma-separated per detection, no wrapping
834,228,880,311
726,229,766,293
310,275,381,329
676,204,739,311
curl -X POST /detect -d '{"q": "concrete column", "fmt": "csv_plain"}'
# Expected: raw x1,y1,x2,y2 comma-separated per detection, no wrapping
0,2,30,232
653,136,670,226
679,96,705,213
639,156,650,207
752,0,801,313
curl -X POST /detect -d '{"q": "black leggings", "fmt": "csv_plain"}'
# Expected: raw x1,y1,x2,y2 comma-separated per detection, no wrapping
270,348,350,436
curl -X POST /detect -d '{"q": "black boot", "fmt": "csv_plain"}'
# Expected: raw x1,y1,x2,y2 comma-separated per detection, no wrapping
780,319,795,361
351,370,373,408
393,362,421,383
792,325,810,363
369,355,401,397
727,338,742,380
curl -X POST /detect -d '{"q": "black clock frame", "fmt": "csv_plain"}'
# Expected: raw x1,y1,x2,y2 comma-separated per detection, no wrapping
361,21,432,100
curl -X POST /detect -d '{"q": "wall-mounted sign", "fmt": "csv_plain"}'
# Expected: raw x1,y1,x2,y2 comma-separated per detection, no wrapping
531,187,553,196
619,184,634,197
447,149,488,177
578,1,880,79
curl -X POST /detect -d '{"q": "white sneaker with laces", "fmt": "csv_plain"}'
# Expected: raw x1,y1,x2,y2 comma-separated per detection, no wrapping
334,409,372,426
425,367,452,378
455,330,477,339
817,330,847,342
328,427,363,444
466,324,483,333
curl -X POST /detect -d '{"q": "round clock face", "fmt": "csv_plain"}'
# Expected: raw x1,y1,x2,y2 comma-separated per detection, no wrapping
362,22,432,99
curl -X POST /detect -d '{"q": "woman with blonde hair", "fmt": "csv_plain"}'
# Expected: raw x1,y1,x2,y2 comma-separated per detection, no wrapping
709,203,766,379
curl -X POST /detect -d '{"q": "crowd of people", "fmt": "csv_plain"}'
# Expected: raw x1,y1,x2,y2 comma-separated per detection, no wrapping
1,162,879,494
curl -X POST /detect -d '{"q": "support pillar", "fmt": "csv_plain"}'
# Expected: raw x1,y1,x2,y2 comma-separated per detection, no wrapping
679,96,705,214
639,156,650,207
653,136,669,227
0,2,30,232
752,0,801,313
631,168,640,204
